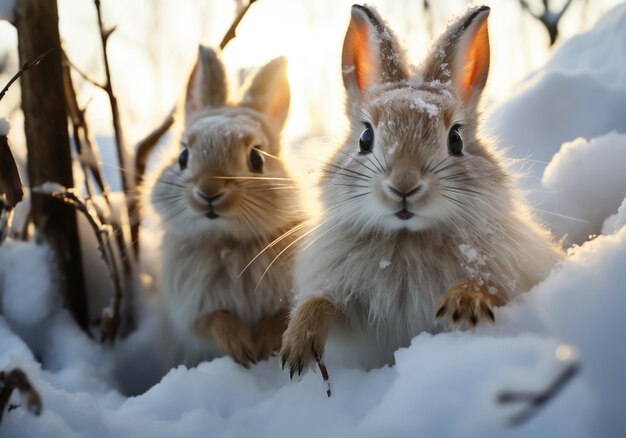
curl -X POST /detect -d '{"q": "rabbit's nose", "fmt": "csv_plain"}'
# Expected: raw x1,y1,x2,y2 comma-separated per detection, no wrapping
193,187,224,204
386,183,422,199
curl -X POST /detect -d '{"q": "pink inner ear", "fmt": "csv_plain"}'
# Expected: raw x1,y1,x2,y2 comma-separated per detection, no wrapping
457,19,490,103
343,18,378,93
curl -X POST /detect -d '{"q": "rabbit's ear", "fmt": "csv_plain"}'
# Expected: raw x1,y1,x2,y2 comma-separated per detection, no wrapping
185,46,227,118
342,4,408,98
240,57,290,132
423,6,490,106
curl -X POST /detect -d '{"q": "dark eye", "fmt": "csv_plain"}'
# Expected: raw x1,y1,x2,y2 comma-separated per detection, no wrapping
179,148,189,170
359,123,374,154
448,124,463,156
249,147,264,173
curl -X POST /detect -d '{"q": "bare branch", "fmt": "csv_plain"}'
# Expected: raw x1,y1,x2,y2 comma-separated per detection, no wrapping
134,109,175,188
0,368,42,423
64,55,106,90
498,361,580,426
62,49,111,203
92,0,138,260
0,49,53,103
519,0,541,20
558,0,575,21
219,0,258,50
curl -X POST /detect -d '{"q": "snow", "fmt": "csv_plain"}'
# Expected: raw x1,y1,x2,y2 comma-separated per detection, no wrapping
0,241,57,326
378,259,391,270
2,3,626,437
486,3,626,245
31,182,66,195
534,132,626,245
602,197,626,235
409,97,439,117
5,227,626,436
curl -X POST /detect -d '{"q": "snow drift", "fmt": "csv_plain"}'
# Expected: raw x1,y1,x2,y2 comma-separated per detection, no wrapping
487,3,626,245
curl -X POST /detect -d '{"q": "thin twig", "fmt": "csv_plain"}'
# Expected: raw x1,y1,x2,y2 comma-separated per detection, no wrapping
219,0,258,49
62,49,112,205
498,362,581,426
0,49,53,103
0,368,42,423
93,0,138,260
63,55,106,90
134,108,175,188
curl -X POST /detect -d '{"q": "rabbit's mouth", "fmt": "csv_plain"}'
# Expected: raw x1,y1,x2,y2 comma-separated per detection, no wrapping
395,208,414,220
206,210,219,220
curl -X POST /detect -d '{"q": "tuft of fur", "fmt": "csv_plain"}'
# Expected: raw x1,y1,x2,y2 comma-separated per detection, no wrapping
146,46,302,368
282,5,563,372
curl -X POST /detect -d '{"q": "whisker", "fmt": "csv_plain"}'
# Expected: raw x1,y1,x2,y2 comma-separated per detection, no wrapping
337,150,378,175
253,222,325,292
323,163,370,180
237,219,313,278
534,208,590,224
434,160,462,175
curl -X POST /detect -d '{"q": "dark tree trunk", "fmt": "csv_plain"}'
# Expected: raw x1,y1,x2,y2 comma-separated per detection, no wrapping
15,0,88,330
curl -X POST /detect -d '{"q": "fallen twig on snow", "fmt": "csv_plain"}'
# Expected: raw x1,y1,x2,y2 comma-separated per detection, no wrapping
498,361,581,426
0,368,42,423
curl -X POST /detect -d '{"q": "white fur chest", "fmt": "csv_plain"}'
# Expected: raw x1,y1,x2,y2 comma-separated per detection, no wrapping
159,232,292,354
294,227,462,363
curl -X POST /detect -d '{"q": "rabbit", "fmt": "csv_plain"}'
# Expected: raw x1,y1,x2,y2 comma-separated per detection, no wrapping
280,5,563,375
148,46,302,368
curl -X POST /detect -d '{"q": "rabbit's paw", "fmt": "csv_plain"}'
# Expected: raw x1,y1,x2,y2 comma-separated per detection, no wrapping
197,310,257,367
254,311,288,361
280,296,335,380
435,278,507,327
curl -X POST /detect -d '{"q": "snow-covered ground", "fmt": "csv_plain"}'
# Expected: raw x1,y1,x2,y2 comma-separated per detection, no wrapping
2,2,626,437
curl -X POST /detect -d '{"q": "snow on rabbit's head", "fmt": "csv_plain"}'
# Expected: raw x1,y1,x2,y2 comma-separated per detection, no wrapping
150,46,298,240
323,5,509,234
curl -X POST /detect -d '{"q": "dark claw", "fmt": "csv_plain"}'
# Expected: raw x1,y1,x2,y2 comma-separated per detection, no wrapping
452,309,461,322
290,365,296,380
470,314,478,326
281,352,288,370
435,305,446,319
485,307,495,322
312,343,322,363
298,361,304,376
245,351,256,366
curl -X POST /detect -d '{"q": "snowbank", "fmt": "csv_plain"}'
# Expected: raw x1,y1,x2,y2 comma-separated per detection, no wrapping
536,132,626,245
5,220,626,436
486,3,626,245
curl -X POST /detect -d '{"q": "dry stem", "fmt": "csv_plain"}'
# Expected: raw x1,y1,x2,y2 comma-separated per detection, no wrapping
0,368,42,423
498,361,580,426
36,186,124,343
